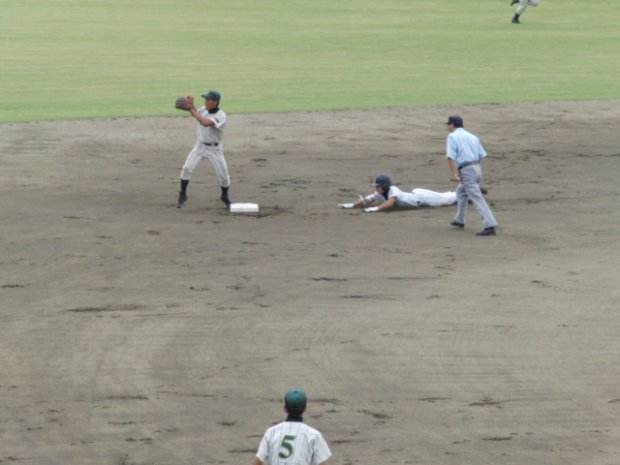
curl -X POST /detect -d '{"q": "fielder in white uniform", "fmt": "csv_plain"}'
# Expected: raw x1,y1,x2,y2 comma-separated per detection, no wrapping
339,173,457,212
176,90,231,209
253,389,332,465
511,0,540,24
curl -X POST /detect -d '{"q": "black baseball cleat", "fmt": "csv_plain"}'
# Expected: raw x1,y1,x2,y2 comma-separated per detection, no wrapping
510,0,519,5
176,192,188,208
476,227,496,236
481,187,488,195
512,14,520,23
450,221,465,229
220,186,231,208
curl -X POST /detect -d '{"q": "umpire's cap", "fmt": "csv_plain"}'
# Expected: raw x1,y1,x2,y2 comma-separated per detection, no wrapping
446,115,464,128
373,173,392,189
284,388,307,409
202,90,221,101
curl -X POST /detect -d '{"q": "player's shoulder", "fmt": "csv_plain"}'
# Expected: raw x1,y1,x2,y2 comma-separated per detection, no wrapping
264,420,286,433
296,422,324,438
212,108,227,122
389,185,403,196
270,421,322,436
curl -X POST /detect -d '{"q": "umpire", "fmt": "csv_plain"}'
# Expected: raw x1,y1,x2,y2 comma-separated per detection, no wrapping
445,115,498,236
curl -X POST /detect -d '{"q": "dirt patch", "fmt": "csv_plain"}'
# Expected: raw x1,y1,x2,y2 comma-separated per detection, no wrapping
1,101,620,465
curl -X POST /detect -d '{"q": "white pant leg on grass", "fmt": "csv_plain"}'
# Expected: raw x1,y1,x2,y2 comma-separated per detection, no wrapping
517,0,539,16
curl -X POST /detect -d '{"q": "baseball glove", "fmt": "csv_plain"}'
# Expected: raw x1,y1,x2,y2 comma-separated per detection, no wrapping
175,97,192,111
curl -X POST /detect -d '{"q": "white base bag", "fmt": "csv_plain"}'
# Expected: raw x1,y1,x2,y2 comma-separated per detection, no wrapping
229,202,260,214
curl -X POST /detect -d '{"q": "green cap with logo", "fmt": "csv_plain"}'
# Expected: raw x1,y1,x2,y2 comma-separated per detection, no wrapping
202,90,221,101
284,388,307,408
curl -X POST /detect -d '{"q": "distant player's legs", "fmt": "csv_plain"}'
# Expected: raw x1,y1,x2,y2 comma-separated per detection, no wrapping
512,0,531,23
516,0,529,15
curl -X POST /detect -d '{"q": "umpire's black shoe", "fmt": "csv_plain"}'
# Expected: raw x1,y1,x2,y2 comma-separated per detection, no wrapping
510,0,519,5
476,227,496,236
450,221,465,229
177,192,188,208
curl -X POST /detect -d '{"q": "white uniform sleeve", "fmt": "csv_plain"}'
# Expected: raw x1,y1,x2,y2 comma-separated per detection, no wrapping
311,433,332,465
366,192,384,204
446,134,457,160
210,109,226,128
477,137,487,160
256,430,271,462
386,186,403,206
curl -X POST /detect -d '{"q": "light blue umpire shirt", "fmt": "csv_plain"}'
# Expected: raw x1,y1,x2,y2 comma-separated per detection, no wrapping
446,127,487,167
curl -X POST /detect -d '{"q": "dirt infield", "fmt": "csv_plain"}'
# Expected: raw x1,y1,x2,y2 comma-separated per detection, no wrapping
1,100,620,465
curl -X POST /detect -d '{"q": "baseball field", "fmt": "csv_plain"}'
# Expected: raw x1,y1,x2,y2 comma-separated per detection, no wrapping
2,1,620,465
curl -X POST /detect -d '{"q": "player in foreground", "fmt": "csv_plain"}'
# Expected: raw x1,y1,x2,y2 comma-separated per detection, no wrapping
252,388,332,465
176,90,231,209
339,173,458,212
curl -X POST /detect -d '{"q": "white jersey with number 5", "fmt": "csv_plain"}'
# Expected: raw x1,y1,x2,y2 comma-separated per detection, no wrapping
256,421,332,465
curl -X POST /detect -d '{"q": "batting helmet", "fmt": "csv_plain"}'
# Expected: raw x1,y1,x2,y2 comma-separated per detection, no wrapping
373,173,392,189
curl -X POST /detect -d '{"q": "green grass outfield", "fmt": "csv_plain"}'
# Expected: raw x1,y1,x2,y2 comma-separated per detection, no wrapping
1,0,619,123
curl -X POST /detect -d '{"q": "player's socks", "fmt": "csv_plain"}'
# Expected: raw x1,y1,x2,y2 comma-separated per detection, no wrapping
220,186,231,206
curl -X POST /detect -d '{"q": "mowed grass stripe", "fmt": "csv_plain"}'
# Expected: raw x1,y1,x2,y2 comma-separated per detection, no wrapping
1,0,619,122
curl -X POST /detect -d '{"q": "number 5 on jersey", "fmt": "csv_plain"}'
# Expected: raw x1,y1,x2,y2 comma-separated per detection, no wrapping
278,435,296,459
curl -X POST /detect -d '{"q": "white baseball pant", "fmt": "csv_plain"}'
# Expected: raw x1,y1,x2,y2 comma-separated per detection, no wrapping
411,188,457,207
180,142,230,187
517,0,539,15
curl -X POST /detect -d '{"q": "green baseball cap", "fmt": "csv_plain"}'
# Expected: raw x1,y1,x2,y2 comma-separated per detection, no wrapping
284,388,307,408
202,90,221,101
